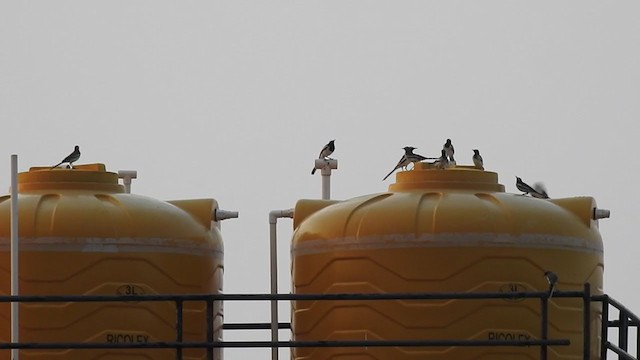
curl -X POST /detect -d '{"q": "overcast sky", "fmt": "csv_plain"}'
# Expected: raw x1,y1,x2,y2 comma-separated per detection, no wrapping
1,1,639,358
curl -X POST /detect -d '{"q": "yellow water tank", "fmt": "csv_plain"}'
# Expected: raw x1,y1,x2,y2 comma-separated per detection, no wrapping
0,164,224,360
291,163,603,360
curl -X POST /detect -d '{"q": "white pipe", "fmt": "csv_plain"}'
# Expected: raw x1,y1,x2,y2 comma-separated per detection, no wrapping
117,170,138,194
10,155,19,360
268,208,294,360
314,159,337,200
214,209,239,221
213,209,239,230
593,208,611,220
321,171,330,200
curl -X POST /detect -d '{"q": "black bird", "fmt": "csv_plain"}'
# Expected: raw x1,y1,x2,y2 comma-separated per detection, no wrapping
532,183,550,199
405,147,428,164
383,146,427,181
544,271,558,299
443,138,455,162
311,140,335,175
435,149,449,169
50,145,81,169
516,177,538,196
516,177,549,199
472,149,484,170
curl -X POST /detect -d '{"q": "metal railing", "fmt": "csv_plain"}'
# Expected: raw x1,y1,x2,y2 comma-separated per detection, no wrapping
597,293,640,360
0,284,636,360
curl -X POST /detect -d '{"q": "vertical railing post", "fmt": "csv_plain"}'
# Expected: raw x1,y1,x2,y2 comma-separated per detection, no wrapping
600,295,608,360
583,283,591,360
207,298,214,360
540,296,549,360
269,220,279,360
619,309,629,353
176,300,183,360
636,317,640,360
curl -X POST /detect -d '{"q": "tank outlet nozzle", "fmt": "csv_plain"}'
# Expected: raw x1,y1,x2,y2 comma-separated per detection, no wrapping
593,208,610,220
214,209,239,222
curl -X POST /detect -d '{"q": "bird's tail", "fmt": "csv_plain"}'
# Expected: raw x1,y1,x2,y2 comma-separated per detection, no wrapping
533,183,549,199
311,167,317,175
49,162,63,170
548,284,556,299
382,167,396,181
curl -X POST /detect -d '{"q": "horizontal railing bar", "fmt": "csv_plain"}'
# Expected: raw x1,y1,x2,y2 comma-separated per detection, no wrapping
223,322,291,330
0,339,571,350
608,320,640,327
0,291,588,303
217,339,572,348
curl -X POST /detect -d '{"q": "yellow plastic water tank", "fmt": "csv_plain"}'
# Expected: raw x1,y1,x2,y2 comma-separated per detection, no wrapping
0,164,224,360
291,164,603,360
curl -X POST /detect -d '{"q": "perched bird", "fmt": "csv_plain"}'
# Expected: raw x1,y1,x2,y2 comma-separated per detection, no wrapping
434,149,449,169
532,182,550,199
516,177,549,199
443,139,455,162
383,146,427,181
311,140,336,175
472,149,484,170
50,145,81,169
544,271,558,299
516,177,538,196
405,147,428,164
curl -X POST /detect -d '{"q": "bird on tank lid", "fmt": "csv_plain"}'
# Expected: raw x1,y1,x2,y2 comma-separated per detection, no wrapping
516,176,549,199
472,149,484,170
443,138,455,165
50,145,81,169
383,146,427,181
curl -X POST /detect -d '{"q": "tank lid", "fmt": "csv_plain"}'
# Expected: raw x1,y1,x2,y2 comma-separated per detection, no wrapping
389,163,505,192
18,163,125,192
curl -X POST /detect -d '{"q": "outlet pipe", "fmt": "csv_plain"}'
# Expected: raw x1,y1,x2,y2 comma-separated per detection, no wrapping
10,155,19,360
268,208,294,360
213,209,239,230
313,159,338,200
593,208,611,220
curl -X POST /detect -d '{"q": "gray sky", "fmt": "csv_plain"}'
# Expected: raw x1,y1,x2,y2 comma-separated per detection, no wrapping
1,1,639,358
